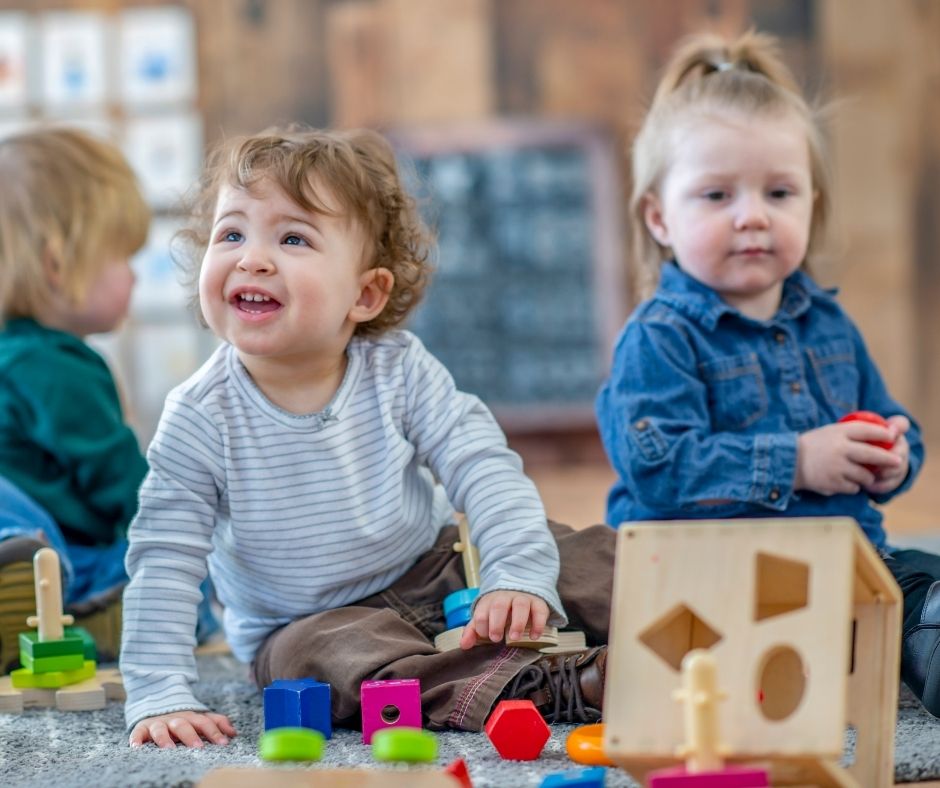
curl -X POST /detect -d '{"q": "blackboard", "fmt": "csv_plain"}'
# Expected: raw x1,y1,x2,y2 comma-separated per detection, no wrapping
392,121,627,432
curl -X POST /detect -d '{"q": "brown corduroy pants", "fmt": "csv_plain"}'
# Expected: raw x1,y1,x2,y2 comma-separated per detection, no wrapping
251,520,615,731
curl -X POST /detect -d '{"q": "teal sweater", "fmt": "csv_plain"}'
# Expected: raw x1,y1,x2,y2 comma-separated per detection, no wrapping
0,318,147,545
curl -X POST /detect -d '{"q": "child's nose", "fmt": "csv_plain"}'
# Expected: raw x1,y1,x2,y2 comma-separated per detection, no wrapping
734,194,770,230
236,246,275,274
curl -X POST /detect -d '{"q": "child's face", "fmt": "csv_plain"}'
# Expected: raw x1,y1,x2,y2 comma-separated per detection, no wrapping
199,176,374,363
53,257,135,337
644,110,815,319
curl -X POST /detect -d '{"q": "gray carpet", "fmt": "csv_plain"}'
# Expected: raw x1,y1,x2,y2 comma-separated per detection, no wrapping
2,653,939,788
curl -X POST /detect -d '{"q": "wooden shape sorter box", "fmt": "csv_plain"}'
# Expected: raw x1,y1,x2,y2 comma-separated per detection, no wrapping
603,518,901,788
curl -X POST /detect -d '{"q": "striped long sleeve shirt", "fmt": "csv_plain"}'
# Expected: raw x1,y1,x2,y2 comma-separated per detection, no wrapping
121,330,566,728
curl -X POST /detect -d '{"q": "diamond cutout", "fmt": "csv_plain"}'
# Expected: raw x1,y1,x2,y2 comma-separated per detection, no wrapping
754,552,810,622
638,603,723,671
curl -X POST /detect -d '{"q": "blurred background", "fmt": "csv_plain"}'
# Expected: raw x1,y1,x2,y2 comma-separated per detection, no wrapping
0,0,937,534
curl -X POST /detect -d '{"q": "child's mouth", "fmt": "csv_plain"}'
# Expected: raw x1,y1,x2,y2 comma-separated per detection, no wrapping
233,293,281,314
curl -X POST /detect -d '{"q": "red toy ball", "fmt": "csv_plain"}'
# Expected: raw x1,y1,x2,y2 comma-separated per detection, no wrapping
838,411,894,473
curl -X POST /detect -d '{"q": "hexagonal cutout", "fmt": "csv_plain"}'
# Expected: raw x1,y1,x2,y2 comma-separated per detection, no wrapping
638,603,723,671
754,552,810,622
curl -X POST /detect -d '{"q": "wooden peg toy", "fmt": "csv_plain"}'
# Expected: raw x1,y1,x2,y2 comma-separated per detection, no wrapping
647,650,768,787
453,515,481,589
26,548,74,641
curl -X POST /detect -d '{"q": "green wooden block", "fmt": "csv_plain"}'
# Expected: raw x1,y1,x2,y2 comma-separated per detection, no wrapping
371,727,438,763
21,650,85,673
10,660,96,688
258,727,325,762
18,631,85,659
66,626,97,661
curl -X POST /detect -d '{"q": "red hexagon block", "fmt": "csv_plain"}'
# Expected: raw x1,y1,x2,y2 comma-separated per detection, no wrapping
484,699,550,761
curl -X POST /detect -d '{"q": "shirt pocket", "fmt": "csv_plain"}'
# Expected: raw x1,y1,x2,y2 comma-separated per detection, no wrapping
806,339,859,411
698,352,768,431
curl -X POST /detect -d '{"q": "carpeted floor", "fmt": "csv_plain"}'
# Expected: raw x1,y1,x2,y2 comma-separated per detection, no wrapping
2,653,940,788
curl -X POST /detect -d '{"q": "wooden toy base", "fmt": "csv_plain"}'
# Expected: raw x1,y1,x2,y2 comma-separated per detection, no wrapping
199,767,460,787
0,667,124,712
434,626,586,653
617,756,859,788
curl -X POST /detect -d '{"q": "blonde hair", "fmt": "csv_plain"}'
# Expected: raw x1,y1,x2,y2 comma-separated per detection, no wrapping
631,30,831,298
176,126,433,337
0,126,150,321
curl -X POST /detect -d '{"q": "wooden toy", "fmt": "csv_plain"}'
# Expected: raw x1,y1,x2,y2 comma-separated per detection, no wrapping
566,723,614,766
360,678,422,744
264,677,332,738
603,518,901,787
0,666,124,713
453,515,481,588
434,624,564,652
443,516,481,628
0,547,124,713
539,766,607,787
371,726,438,763
258,726,325,761
27,547,74,641
646,650,768,787
198,767,460,787
443,757,473,788
484,698,550,761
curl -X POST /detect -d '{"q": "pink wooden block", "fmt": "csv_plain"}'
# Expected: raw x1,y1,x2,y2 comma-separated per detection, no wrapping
647,765,769,787
360,678,422,744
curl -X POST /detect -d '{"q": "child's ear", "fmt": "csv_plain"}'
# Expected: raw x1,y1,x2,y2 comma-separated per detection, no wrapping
42,244,65,291
642,193,671,247
349,267,394,324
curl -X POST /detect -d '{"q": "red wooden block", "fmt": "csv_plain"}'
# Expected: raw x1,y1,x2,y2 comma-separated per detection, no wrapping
484,699,550,761
443,756,473,788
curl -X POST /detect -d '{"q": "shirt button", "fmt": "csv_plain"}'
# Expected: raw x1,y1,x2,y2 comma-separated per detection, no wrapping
790,381,802,394
775,332,787,344
634,419,649,431
769,488,781,501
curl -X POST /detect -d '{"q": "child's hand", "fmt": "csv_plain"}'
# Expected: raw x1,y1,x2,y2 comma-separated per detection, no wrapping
129,710,236,749
865,415,911,495
795,420,902,496
459,590,550,650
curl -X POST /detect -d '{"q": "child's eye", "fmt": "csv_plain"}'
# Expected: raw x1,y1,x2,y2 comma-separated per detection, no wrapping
283,234,309,247
221,230,242,243
703,190,728,202
769,188,792,199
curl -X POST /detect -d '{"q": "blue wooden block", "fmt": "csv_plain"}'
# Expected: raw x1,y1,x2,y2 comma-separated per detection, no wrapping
263,678,332,739
539,766,607,787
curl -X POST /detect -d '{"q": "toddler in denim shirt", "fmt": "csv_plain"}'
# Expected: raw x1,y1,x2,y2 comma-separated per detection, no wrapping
596,31,939,716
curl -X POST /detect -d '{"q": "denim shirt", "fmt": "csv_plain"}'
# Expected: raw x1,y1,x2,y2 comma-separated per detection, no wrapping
595,262,924,549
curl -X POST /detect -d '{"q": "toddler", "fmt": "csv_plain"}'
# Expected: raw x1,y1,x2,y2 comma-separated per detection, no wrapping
121,126,615,748
0,127,151,669
596,31,939,714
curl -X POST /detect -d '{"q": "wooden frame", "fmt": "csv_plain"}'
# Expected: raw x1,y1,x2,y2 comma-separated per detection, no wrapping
388,119,627,433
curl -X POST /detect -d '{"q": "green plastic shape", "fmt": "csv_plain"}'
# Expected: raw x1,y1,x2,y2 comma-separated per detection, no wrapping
371,727,438,763
21,650,85,674
19,627,97,661
10,659,96,688
258,727,325,762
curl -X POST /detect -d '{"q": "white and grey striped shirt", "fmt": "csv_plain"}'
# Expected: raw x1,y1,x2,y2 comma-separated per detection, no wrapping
121,330,565,728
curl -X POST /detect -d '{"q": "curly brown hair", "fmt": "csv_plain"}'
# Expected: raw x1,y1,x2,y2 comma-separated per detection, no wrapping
175,126,433,336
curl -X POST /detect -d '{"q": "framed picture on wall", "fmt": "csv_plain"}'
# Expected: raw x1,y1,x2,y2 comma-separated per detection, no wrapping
0,13,31,111
118,7,197,108
389,120,628,432
39,12,110,110
123,112,203,209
